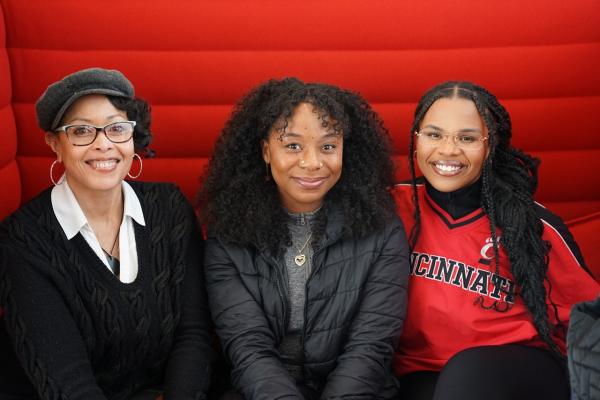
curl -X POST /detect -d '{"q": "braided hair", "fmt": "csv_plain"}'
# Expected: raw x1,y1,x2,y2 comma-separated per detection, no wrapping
197,77,397,254
407,81,566,366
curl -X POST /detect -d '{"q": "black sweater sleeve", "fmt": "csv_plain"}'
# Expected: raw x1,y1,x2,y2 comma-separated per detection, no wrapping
0,201,108,399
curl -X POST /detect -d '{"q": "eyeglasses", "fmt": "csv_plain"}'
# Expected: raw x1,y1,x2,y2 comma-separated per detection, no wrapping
415,129,488,150
55,121,136,146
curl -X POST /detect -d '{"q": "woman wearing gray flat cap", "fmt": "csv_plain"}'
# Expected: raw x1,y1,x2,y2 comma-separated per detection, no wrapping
0,68,214,400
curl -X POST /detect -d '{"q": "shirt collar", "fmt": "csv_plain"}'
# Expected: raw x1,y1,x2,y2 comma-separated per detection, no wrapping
122,181,145,227
51,177,145,240
51,176,88,239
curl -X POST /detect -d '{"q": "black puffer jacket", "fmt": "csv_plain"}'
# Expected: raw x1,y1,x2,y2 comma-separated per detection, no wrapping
568,296,600,400
204,209,410,400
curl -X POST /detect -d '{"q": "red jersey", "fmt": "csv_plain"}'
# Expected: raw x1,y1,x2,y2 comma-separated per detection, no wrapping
391,182,600,377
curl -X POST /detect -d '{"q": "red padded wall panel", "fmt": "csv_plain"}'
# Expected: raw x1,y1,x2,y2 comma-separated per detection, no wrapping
135,158,209,204
11,103,49,157
549,202,600,226
8,45,600,106
0,3,20,222
567,212,600,279
150,105,231,157
531,149,600,205
16,156,55,206
0,161,20,220
0,105,16,167
503,97,600,152
3,0,599,51
370,103,415,155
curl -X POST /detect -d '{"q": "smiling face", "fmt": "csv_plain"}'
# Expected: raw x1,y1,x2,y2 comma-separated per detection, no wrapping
261,103,343,213
46,94,134,199
416,97,490,193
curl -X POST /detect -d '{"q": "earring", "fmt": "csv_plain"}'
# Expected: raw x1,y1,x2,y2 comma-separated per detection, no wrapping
50,160,65,186
127,154,143,179
265,162,270,181
413,150,417,158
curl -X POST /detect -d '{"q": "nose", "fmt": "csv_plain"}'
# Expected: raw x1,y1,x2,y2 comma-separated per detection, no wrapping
437,133,461,155
299,147,323,170
92,128,113,149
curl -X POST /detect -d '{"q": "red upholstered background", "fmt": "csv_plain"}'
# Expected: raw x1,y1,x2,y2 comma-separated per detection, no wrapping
0,0,598,279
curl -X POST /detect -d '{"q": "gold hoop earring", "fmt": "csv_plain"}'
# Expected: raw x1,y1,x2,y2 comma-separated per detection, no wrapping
127,154,143,179
50,160,65,186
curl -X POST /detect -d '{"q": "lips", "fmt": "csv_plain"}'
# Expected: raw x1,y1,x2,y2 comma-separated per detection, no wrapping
294,177,326,189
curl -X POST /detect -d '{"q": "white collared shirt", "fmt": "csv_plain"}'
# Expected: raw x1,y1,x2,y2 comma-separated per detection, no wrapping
51,176,146,283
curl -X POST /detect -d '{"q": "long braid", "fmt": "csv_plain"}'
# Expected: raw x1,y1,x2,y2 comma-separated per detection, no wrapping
408,81,567,369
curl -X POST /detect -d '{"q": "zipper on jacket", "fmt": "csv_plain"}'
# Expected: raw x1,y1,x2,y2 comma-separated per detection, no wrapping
299,229,346,371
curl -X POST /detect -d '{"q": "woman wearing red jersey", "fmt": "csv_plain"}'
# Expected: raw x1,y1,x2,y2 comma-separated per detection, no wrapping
391,81,599,400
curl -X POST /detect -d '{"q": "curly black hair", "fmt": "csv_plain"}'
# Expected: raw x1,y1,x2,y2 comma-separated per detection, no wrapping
197,77,397,254
407,81,566,368
108,96,155,158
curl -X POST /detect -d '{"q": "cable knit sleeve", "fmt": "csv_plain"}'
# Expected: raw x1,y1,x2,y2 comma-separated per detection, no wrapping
0,200,108,399
320,215,410,399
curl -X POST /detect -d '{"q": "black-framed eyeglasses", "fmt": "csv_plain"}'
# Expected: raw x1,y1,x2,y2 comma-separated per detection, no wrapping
54,121,136,146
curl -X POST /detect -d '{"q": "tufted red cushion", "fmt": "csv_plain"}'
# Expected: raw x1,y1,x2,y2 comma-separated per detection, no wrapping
0,6,20,220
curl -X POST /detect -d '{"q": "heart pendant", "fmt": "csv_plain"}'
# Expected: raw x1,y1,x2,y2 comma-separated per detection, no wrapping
294,254,306,266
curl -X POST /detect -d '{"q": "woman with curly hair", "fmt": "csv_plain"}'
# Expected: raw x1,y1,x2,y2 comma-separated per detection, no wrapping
0,68,214,400
391,81,600,400
198,77,410,399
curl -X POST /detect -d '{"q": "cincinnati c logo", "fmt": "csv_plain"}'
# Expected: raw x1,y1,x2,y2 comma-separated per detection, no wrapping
479,237,501,264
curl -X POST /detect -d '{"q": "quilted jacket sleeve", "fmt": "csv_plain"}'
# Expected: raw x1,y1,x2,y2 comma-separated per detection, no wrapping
204,237,303,400
568,296,600,400
320,215,410,399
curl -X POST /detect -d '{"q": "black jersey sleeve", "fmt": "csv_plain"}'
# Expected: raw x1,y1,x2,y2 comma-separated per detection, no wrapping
535,203,593,279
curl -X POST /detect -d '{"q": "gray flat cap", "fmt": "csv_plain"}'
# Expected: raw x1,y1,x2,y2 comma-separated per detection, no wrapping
36,68,135,132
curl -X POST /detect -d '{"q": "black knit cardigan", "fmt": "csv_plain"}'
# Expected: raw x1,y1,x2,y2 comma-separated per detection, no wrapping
0,181,214,400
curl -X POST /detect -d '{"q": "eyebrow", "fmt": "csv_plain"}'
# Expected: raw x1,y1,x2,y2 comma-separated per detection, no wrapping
67,114,127,124
422,124,482,133
280,131,341,139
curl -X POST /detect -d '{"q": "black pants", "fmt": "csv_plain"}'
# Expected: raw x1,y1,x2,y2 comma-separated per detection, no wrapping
399,345,569,400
